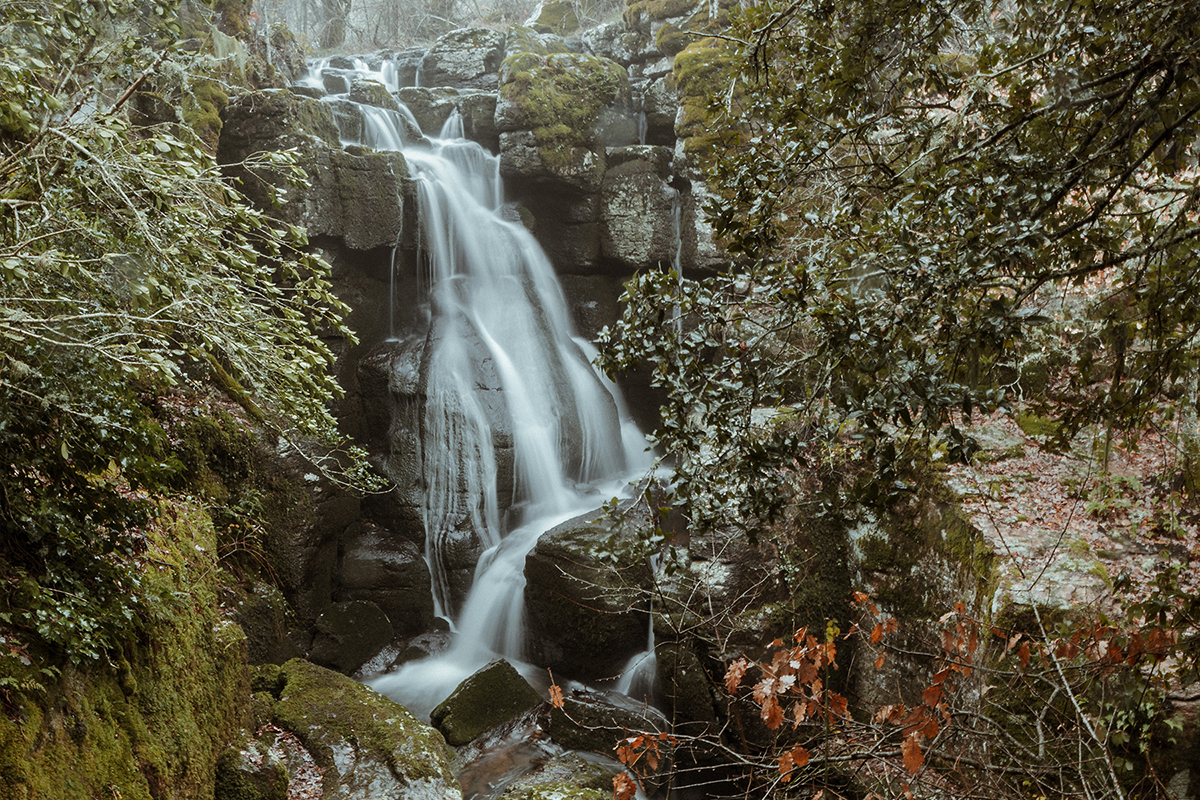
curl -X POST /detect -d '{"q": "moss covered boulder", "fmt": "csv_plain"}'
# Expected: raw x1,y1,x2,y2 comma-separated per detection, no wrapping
497,51,632,161
527,0,580,35
271,659,460,799
429,659,542,746
498,752,615,799
672,37,738,166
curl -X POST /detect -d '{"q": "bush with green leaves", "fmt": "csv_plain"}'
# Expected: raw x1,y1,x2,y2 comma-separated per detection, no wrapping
0,0,373,659
599,0,1200,532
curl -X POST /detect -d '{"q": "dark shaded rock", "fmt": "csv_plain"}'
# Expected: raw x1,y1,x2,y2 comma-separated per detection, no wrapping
337,522,435,636
309,600,394,675
227,583,305,665
271,659,460,798
548,691,666,755
524,506,653,680
640,73,678,146
429,659,542,746
454,91,500,152
214,740,288,800
421,27,507,90
259,458,362,628
653,641,718,733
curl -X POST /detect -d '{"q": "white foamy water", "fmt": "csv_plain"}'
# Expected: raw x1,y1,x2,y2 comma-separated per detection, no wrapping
306,62,653,717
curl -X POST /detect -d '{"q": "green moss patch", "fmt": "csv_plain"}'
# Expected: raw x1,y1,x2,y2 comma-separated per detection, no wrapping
499,51,630,167
272,659,455,787
672,37,739,164
0,503,250,800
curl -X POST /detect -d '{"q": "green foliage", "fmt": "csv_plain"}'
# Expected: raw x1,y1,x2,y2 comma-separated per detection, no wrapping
600,0,1200,532
0,0,375,660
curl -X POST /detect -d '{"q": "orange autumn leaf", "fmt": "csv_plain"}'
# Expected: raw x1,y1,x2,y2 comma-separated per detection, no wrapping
725,657,750,694
548,682,564,710
613,772,638,800
874,652,886,670
901,733,924,775
761,694,784,729
871,623,883,644
1018,641,1031,668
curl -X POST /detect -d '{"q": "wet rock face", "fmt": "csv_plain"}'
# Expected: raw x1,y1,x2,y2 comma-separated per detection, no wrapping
599,145,678,270
421,27,507,90
524,507,653,681
337,522,435,637
429,658,542,746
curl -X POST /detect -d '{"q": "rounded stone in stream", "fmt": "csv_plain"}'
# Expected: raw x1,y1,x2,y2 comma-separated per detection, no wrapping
429,658,542,746
524,507,653,681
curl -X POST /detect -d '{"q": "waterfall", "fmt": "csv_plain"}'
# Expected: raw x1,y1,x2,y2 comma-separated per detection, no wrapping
309,66,652,716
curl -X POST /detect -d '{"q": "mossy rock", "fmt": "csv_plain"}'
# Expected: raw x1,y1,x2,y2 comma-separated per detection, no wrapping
214,739,289,800
272,659,457,795
498,752,614,798
624,0,698,26
504,25,573,57
653,641,717,731
672,37,739,165
429,658,542,746
348,76,400,113
498,51,630,167
529,0,580,35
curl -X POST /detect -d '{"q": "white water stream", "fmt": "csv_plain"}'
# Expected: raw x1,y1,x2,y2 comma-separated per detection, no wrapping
306,62,655,717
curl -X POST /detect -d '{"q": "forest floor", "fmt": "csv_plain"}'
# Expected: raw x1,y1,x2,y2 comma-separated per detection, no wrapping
946,411,1200,617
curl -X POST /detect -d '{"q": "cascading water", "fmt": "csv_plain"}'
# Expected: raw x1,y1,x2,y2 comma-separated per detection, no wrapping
307,64,653,716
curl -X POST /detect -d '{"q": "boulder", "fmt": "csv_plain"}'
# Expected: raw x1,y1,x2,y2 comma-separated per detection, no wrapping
524,507,653,680
497,752,615,800
348,76,400,112
271,659,461,799
421,28,507,90
227,582,305,666
454,91,500,151
526,0,580,35
640,73,678,146
599,146,679,270
499,131,607,195
257,454,363,627
547,691,666,760
581,22,641,66
337,522,435,636
309,600,395,675
429,659,542,746
653,641,718,734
